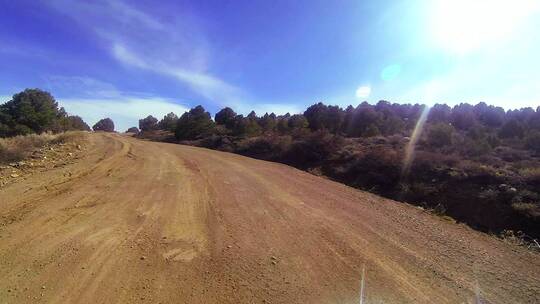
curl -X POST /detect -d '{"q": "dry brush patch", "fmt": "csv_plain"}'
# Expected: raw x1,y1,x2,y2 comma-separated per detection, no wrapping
0,131,88,187
0,132,86,164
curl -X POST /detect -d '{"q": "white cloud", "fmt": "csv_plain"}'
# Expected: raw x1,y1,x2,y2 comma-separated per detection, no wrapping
112,43,244,107
44,75,121,98
59,95,188,132
355,86,371,99
44,0,297,117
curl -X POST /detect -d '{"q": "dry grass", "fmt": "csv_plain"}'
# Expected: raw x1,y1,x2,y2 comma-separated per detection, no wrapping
0,131,87,164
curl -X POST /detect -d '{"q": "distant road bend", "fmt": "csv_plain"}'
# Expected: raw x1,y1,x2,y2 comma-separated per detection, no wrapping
0,133,538,303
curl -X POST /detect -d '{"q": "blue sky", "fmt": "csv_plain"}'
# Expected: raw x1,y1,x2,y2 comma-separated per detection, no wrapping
1,0,539,131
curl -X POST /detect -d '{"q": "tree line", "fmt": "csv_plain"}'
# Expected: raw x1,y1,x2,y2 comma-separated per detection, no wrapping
134,101,540,154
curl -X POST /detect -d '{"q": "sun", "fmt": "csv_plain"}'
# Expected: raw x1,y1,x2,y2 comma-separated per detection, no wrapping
429,0,539,54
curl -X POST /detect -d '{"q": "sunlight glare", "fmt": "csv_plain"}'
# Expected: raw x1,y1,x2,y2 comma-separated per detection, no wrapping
355,86,371,99
429,0,540,53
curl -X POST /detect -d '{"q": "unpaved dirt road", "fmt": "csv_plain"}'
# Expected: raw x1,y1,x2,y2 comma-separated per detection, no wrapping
0,133,538,303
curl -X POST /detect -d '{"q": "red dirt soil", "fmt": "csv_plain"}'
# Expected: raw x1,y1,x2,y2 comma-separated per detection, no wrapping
0,133,538,303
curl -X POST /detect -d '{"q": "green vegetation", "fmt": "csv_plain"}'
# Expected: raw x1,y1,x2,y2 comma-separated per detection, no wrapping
139,115,158,131
92,118,115,132
175,105,214,140
0,89,90,137
0,131,86,164
138,101,540,239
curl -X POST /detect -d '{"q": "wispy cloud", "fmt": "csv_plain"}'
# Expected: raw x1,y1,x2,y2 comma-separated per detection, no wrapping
112,43,242,107
43,0,299,116
44,75,121,98
47,0,244,106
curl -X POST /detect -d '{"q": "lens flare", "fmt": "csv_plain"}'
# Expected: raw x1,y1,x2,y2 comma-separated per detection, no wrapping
359,263,366,304
401,106,430,178
380,64,401,81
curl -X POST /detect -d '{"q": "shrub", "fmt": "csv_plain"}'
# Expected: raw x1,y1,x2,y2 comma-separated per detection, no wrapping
343,146,402,193
0,89,61,134
175,105,214,140
158,112,178,132
499,120,525,139
521,167,540,187
525,131,540,154
236,135,292,160
427,123,454,147
93,118,115,132
139,115,158,131
214,107,237,128
283,131,343,167
0,89,88,136
0,132,85,164
126,127,140,134
199,135,235,152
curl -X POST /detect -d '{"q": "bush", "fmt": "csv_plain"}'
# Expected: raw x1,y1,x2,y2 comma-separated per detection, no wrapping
0,89,89,136
93,118,115,132
427,123,454,147
525,131,540,154
499,120,525,139
158,112,178,132
0,132,85,164
1,89,61,134
236,135,292,160
214,107,237,128
139,115,158,131
126,127,140,134
175,105,214,140
283,131,343,167
340,146,402,194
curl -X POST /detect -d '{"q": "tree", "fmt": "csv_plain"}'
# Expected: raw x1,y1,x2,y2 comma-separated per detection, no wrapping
276,115,290,134
247,111,258,121
158,112,178,131
325,105,344,133
348,104,382,137
304,102,328,131
214,107,237,129
525,131,540,153
499,120,525,139
93,118,115,132
427,123,454,147
51,115,91,132
288,114,308,130
1,89,62,134
428,104,451,123
450,103,476,130
259,113,277,132
232,115,262,137
126,127,140,134
474,102,505,127
175,105,214,140
139,115,158,131
66,116,91,131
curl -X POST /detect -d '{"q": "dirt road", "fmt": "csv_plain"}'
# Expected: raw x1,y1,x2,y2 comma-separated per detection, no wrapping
0,133,538,303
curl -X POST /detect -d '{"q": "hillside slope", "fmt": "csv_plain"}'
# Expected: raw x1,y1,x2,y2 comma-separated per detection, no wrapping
0,133,538,303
